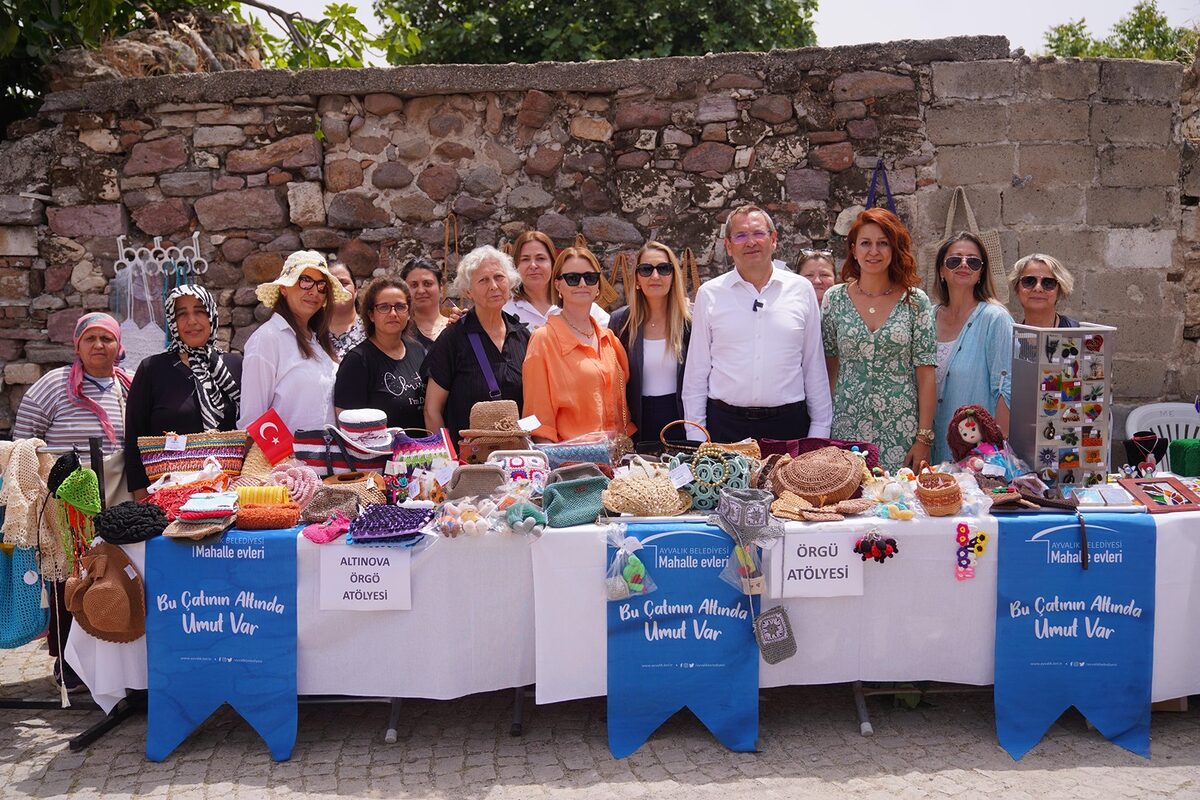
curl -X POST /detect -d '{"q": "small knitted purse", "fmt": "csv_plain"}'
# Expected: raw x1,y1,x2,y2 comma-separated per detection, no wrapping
236,502,301,530
543,475,609,528
302,487,360,523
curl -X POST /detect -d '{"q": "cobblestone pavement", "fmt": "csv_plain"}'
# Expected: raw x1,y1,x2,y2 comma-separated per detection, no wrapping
3,640,1199,799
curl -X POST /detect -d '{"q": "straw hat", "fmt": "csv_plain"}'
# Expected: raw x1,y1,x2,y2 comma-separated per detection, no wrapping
602,475,692,517
64,542,145,644
255,250,351,308
459,400,524,441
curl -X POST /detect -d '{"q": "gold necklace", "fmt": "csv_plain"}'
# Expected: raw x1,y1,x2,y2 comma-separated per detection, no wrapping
857,281,894,314
563,315,594,339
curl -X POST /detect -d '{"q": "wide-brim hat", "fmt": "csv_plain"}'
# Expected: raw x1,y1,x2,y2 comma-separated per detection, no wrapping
255,250,351,308
326,408,401,457
459,400,524,440
64,542,145,644
602,475,693,517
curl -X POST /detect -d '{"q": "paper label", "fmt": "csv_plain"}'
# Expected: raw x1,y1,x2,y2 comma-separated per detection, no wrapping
518,415,541,432
778,532,864,598
613,466,630,478
981,462,1006,477
124,564,137,581
435,465,456,485
22,569,37,586
165,434,188,452
385,460,404,476
668,463,694,489
319,544,411,611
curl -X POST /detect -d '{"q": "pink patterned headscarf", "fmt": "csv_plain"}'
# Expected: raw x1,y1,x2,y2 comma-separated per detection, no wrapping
68,312,133,444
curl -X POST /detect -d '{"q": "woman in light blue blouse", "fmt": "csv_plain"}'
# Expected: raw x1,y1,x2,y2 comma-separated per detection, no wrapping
930,232,1013,463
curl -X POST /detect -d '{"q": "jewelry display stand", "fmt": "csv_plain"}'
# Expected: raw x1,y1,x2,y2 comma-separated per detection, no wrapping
1010,322,1117,488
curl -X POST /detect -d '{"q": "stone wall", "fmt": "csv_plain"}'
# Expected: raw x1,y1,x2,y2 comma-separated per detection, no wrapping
0,35,1193,433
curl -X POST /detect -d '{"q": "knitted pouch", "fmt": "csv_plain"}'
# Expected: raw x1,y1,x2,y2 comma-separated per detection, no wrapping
348,504,435,541
301,487,360,523
236,502,300,530
543,475,609,528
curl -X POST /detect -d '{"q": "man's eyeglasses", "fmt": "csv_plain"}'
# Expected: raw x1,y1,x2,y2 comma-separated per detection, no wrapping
296,275,329,293
558,272,600,287
635,263,673,278
1019,276,1059,291
729,230,772,245
372,302,409,315
944,255,984,271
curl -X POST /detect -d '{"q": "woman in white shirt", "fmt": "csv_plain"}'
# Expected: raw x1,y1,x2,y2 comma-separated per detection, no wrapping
238,250,351,432
504,230,610,329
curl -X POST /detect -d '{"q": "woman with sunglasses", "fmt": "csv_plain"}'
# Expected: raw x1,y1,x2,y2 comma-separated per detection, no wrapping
608,242,692,445
334,277,426,429
504,230,610,330
239,250,350,432
798,249,838,307
823,209,936,471
930,232,1014,463
523,246,634,443
1009,254,1079,328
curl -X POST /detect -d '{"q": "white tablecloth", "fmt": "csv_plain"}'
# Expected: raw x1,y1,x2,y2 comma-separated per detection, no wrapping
531,512,1200,704
67,534,535,714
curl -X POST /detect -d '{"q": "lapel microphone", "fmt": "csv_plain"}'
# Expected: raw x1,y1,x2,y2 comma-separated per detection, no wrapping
752,300,764,312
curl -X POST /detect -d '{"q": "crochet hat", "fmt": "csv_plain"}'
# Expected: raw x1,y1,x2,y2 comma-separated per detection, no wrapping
64,542,145,644
255,250,351,308
326,408,401,458
95,501,168,545
445,464,507,500
459,400,523,441
602,475,692,517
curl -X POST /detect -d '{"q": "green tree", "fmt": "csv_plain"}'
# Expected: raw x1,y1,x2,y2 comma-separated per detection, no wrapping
1043,0,1199,63
372,0,818,65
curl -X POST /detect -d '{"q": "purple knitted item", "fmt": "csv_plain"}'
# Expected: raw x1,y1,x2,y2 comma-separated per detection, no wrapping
347,504,435,541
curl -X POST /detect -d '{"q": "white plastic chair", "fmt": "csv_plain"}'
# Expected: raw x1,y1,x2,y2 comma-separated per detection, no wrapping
1125,402,1200,471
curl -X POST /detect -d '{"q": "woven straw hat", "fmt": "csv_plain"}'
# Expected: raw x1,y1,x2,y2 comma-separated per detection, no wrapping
255,250,351,308
459,400,523,441
64,542,145,643
602,475,692,517
772,446,863,506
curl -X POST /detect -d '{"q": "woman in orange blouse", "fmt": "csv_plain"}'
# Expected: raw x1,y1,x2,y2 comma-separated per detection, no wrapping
522,247,635,443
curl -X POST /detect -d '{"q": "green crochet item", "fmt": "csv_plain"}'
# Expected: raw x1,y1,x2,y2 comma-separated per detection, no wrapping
55,467,101,575
506,502,546,526
55,467,101,514
1168,439,1200,477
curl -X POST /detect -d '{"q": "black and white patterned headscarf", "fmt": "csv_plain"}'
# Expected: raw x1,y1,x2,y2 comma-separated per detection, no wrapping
165,285,241,430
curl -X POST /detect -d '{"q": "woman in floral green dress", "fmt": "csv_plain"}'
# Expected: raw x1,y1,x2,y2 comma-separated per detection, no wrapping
822,208,937,472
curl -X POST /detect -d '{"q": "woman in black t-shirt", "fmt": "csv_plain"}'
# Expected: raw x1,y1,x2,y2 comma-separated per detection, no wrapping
334,277,426,429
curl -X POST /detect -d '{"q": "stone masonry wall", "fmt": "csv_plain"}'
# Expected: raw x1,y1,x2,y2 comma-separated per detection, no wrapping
0,35,1193,434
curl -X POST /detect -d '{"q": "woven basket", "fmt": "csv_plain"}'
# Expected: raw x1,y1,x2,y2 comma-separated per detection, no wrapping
137,429,249,482
915,466,962,516
772,446,862,506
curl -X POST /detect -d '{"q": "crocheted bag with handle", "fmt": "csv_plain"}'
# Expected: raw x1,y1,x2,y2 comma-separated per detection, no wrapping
0,538,49,649
542,475,609,528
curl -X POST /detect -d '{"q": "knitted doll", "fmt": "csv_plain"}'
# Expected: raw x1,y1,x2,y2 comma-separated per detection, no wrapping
947,405,1006,464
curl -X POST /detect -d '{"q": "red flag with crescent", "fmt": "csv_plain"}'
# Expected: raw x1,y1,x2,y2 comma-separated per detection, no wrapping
247,408,294,465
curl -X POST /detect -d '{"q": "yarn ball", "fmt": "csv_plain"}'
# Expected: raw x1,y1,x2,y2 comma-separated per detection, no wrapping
269,460,320,509
95,501,169,545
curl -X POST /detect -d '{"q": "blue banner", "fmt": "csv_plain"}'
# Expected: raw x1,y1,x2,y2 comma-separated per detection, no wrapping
995,512,1156,760
145,528,299,761
607,523,758,758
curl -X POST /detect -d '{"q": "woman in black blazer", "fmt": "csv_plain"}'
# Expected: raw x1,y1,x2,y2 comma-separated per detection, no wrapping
608,241,692,445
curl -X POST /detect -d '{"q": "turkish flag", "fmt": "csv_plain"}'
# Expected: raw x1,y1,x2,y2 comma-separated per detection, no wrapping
246,408,294,465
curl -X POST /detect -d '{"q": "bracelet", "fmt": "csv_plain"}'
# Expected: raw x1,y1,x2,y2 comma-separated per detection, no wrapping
916,428,935,446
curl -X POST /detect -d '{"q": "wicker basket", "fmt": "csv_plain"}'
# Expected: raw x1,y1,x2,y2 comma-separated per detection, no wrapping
659,420,761,459
915,466,962,517
772,446,862,506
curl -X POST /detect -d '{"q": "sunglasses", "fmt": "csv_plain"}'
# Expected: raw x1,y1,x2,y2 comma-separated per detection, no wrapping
801,248,833,258
1019,275,1059,291
296,275,329,293
635,263,673,278
944,255,984,271
372,302,409,315
558,271,600,287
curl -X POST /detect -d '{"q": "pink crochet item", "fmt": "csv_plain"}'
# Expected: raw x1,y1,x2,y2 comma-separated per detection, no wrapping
270,460,320,509
302,511,351,544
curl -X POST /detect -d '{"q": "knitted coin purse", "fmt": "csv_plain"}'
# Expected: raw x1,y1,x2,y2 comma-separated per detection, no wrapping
236,502,301,530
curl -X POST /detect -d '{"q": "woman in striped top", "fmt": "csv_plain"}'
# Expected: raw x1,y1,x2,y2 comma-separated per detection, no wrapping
12,312,132,452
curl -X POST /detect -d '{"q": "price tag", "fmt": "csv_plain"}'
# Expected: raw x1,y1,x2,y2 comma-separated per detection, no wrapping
435,464,456,485
518,415,541,432
124,565,138,581
165,434,188,452
613,465,630,478
981,463,1006,477
385,460,405,476
430,457,453,471
669,463,694,489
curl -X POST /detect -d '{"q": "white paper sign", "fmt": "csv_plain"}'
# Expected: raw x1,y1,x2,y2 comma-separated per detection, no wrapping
518,415,541,432
668,463,694,489
779,532,864,598
164,434,188,452
319,544,411,611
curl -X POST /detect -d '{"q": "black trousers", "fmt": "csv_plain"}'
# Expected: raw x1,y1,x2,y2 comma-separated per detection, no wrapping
706,399,812,443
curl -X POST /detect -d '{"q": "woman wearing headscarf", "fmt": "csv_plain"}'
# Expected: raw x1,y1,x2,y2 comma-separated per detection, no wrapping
11,311,132,692
13,312,132,452
238,250,351,432
123,285,243,498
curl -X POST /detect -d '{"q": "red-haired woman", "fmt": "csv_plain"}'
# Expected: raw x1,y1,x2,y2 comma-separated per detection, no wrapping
822,208,936,471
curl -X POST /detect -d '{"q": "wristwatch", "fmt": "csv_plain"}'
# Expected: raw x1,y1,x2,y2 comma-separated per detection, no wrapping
915,428,935,446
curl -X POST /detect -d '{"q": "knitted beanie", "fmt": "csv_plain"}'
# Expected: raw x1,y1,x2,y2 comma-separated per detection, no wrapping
95,501,169,545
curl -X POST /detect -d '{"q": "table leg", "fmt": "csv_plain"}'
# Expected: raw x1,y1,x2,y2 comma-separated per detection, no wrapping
384,698,402,744
510,685,529,737
852,681,874,737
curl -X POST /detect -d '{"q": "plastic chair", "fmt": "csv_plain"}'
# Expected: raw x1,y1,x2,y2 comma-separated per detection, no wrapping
1125,403,1200,471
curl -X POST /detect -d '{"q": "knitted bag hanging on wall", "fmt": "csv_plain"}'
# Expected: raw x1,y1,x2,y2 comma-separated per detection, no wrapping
54,468,102,577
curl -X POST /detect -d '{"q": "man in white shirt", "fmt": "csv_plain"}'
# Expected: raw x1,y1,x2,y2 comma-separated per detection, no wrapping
682,204,833,442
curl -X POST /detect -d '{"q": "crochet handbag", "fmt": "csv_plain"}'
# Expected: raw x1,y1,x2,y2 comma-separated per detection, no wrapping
658,420,761,459
0,540,48,649
535,433,614,469
348,504,435,542
294,428,386,476
667,444,750,512
137,430,249,483
302,487,360,523
322,471,388,506
391,428,457,474
542,475,609,528
771,446,864,507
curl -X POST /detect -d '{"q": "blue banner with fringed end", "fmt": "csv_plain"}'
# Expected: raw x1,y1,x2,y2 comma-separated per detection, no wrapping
145,528,298,761
995,512,1156,760
606,522,758,759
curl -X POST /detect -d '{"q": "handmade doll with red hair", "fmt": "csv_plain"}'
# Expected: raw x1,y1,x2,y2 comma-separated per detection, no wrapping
947,404,1006,464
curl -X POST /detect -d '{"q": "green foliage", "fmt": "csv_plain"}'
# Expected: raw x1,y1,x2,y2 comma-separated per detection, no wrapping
1043,0,1199,63
253,2,418,70
372,0,818,65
